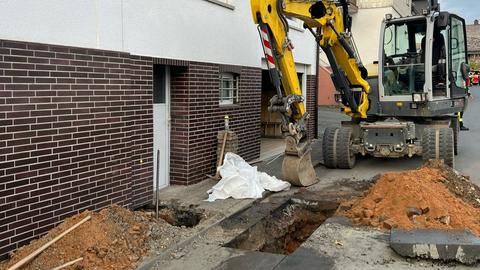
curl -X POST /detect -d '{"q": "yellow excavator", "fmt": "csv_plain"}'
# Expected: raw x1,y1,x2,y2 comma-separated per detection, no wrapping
251,0,370,186
251,0,469,186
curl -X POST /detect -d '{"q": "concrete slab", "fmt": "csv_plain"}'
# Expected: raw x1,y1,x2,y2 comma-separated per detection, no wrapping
155,179,257,214
213,249,285,270
274,247,334,270
390,229,480,265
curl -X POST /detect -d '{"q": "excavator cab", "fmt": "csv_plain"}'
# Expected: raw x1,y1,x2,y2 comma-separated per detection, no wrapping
376,12,469,107
336,7,469,168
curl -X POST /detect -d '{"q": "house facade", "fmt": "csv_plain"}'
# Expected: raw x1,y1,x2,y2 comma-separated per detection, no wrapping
0,0,319,259
466,20,480,64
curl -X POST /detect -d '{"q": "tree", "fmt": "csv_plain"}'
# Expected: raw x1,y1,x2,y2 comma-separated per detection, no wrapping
470,59,480,70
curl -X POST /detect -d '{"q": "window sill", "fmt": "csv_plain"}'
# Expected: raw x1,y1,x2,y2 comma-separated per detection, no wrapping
219,103,240,108
204,0,235,10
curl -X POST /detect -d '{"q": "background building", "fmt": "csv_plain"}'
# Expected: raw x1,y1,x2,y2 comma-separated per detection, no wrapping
0,0,319,259
466,20,480,65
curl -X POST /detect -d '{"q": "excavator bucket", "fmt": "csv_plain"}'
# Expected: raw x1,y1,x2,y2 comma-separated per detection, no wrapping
282,148,318,187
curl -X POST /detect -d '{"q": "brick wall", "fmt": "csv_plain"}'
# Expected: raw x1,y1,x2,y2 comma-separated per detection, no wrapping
168,63,317,186
169,62,262,185
0,40,153,259
306,75,318,140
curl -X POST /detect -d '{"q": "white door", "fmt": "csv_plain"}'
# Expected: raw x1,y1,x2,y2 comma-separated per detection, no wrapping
153,65,170,190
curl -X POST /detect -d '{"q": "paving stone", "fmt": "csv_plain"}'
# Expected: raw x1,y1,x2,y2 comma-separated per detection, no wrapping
213,250,285,270
274,247,334,270
390,229,480,265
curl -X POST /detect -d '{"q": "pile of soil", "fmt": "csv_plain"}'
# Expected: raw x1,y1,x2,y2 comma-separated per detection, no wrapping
339,161,480,235
0,205,192,270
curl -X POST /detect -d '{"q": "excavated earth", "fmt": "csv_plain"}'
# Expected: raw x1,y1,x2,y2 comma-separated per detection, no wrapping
338,161,480,235
0,205,196,270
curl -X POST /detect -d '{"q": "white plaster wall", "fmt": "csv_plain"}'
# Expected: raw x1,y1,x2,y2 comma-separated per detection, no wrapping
357,0,411,17
351,7,398,65
0,0,123,51
0,0,317,74
123,0,316,73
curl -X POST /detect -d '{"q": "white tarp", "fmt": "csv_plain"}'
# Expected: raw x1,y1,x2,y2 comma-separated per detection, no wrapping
206,153,290,202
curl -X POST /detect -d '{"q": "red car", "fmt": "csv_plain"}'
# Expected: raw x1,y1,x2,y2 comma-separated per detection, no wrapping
469,70,479,85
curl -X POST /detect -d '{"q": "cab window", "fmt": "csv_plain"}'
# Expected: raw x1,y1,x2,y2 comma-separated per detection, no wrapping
382,19,426,96
450,16,467,87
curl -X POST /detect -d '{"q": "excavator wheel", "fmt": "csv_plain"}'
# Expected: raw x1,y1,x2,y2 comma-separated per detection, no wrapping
450,117,459,156
422,128,454,167
322,127,339,168
336,127,356,169
322,127,356,169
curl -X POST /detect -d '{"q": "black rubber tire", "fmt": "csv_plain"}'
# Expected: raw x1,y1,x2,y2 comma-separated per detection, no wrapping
336,127,356,169
439,128,454,167
422,127,454,167
450,117,459,156
322,127,339,168
422,127,436,164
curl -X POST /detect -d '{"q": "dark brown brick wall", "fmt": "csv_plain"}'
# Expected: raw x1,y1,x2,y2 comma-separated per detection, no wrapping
169,63,262,185
306,74,318,140
0,40,153,259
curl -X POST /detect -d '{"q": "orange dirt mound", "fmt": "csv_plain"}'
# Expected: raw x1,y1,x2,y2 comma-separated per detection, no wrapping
339,163,480,235
1,205,151,270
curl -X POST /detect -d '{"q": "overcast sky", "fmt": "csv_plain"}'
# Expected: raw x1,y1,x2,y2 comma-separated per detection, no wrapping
438,0,477,24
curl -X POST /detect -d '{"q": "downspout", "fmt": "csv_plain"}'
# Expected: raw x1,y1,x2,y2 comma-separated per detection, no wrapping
314,29,320,139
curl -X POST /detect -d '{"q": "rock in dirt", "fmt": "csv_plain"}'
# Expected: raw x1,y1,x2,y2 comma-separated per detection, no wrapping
406,207,422,218
171,251,186,259
438,215,451,225
383,219,398,230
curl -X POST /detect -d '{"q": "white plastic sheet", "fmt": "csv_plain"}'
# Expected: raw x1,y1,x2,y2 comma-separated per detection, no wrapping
206,153,290,202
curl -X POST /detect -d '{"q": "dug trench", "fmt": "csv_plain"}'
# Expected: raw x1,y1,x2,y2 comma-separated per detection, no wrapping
140,204,204,228
224,198,336,255
137,186,368,269
221,189,363,255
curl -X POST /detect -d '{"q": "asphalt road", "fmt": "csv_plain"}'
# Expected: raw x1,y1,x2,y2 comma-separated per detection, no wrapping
314,87,480,186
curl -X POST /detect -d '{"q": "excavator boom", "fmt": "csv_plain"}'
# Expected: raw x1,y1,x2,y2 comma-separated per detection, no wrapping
251,0,371,186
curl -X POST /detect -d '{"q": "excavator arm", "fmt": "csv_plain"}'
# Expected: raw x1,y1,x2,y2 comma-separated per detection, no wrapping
251,0,370,186
252,0,370,120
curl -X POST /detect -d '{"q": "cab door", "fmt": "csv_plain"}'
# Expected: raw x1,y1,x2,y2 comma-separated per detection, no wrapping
449,15,469,97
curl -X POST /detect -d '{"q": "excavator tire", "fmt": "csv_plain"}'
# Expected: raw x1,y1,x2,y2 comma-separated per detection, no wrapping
322,127,339,168
336,127,356,169
450,117,459,156
422,127,454,167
